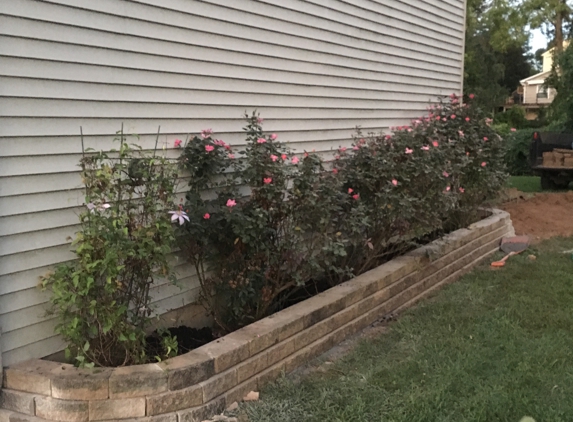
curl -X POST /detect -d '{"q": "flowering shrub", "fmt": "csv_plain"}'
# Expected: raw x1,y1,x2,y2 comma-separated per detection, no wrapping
334,130,453,276
40,93,504,367
427,95,506,228
178,96,506,333
42,134,179,367
178,114,357,331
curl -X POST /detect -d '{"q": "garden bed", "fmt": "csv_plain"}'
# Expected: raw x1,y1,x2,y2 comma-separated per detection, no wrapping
0,209,513,422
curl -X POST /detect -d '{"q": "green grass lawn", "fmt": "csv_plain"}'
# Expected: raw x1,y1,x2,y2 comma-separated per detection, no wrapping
508,176,542,193
243,237,573,422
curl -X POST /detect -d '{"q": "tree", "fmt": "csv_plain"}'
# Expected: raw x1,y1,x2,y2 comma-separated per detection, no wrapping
533,47,546,71
464,32,508,112
524,0,572,53
498,43,534,91
464,0,532,111
548,43,573,129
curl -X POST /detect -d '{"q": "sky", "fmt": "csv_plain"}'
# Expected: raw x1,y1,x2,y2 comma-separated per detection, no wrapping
530,28,548,52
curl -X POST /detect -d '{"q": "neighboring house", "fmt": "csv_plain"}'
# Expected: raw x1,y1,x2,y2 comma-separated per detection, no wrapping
0,0,467,367
505,41,569,119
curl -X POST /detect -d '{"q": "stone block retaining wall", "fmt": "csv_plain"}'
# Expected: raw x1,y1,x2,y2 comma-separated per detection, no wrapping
0,210,513,422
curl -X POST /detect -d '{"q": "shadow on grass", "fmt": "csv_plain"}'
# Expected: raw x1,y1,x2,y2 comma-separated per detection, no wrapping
243,237,573,422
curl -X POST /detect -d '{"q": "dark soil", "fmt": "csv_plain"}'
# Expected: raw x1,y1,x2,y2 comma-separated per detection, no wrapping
146,326,214,358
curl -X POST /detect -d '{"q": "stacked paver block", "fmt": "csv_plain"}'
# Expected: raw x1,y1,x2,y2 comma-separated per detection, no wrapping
0,210,514,422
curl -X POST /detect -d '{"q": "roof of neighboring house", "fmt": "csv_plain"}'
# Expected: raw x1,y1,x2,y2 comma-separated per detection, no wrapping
520,70,551,86
541,40,571,58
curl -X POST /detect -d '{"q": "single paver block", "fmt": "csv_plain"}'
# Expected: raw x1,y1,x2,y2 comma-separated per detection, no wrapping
35,396,89,422
146,385,202,416
109,364,167,398
162,351,214,391
88,398,145,421
0,390,36,416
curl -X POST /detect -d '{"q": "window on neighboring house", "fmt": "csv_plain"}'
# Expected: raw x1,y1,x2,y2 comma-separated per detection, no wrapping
537,85,548,99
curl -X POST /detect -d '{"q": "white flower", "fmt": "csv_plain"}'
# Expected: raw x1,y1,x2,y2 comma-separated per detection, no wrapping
86,203,110,213
168,208,190,225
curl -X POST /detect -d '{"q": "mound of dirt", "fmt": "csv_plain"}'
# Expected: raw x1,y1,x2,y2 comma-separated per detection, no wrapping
503,192,573,242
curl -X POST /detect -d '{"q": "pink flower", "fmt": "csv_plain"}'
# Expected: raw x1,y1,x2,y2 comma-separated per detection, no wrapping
442,118,447,122
352,194,360,200
405,148,413,154
281,154,288,160
270,133,278,140
407,128,413,132
263,177,272,184
226,199,236,208
353,145,360,151
335,155,340,160
213,139,225,146
339,147,347,152
203,213,210,220
451,114,457,119
257,138,267,144
174,139,182,148
433,141,439,147
348,188,354,194
228,154,235,159
459,187,465,193
481,162,487,167
205,145,214,152
392,179,398,186
436,116,441,121
257,117,264,124
270,154,278,162
225,144,231,150
511,128,517,132
465,117,470,122
291,156,300,164
421,145,430,151
445,186,451,192
332,168,338,174
458,131,465,137
443,171,449,177
201,129,213,138
469,94,475,99
483,137,489,141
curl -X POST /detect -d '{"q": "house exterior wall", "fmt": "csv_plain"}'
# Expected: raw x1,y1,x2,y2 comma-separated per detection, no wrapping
0,0,467,367
523,83,555,105
523,84,538,104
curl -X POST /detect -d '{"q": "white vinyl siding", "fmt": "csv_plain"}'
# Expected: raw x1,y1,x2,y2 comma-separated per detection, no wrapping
0,0,466,366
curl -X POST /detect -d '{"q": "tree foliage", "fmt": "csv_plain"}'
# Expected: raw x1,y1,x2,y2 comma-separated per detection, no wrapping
524,0,572,52
548,43,573,130
464,0,532,111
